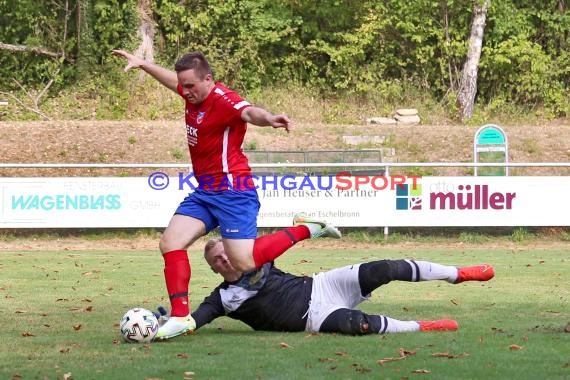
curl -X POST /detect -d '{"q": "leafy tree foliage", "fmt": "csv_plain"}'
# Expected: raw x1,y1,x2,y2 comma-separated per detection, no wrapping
0,0,568,118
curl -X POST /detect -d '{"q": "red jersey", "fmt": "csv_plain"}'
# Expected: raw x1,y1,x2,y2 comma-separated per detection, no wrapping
177,82,253,190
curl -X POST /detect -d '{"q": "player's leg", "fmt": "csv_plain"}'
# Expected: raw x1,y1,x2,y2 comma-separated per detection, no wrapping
216,191,340,271
159,214,206,314
155,215,204,340
249,220,338,268
156,193,217,340
222,227,314,270
358,260,495,296
214,189,259,271
319,308,458,335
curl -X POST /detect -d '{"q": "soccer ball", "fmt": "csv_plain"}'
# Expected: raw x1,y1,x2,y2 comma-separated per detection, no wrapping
119,307,159,343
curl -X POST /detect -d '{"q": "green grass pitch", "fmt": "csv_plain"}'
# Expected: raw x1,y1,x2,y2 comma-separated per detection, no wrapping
1,245,568,379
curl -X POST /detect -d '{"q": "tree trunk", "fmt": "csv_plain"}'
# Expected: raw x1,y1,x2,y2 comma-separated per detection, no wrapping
457,0,489,120
134,0,155,63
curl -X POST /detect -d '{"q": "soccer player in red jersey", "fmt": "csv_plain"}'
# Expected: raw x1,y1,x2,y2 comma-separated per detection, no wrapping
112,50,341,339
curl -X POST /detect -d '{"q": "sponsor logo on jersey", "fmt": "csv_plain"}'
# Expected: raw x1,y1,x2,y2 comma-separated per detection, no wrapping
197,111,205,124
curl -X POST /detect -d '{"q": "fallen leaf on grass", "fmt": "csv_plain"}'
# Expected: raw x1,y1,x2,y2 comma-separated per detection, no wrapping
412,369,430,374
377,357,406,365
450,299,459,305
509,344,523,351
399,348,416,357
431,352,469,359
177,353,190,359
279,342,293,349
377,347,416,365
21,332,34,337
72,324,82,331
60,348,70,354
335,351,347,356
14,310,27,314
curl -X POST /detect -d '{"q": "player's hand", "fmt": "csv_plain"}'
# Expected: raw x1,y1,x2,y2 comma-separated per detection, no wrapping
152,306,169,326
111,49,145,72
271,114,293,133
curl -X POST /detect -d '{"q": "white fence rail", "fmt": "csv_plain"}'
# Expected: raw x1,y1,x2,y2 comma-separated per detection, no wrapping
1,162,570,169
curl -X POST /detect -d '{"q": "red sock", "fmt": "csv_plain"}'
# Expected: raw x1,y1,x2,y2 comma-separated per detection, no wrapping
252,226,310,268
163,249,191,317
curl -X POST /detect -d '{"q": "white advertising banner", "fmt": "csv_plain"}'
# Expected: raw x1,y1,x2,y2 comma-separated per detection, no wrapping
0,176,569,228
0,177,186,228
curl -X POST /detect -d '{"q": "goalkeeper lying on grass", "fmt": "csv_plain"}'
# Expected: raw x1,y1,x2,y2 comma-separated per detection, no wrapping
159,228,494,337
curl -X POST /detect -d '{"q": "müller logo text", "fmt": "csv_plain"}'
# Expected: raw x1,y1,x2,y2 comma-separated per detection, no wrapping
398,183,517,211
146,172,421,191
430,184,516,210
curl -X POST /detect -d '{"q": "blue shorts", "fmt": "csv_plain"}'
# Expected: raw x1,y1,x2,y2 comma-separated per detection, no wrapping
174,189,260,239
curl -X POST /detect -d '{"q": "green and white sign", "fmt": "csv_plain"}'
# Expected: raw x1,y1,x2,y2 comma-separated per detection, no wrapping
474,124,508,176
476,125,506,145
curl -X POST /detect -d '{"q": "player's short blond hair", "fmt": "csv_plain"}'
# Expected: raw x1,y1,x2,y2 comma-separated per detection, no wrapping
204,237,222,259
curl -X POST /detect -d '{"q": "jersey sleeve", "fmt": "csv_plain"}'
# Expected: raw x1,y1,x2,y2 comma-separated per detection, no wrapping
176,83,185,98
220,89,251,125
191,286,226,330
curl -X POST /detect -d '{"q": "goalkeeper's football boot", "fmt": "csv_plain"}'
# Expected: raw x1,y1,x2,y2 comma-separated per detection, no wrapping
455,264,495,283
155,314,196,340
418,319,458,332
293,213,341,239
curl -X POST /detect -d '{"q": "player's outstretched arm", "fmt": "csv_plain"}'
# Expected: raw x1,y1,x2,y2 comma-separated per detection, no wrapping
241,106,293,133
111,49,179,93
